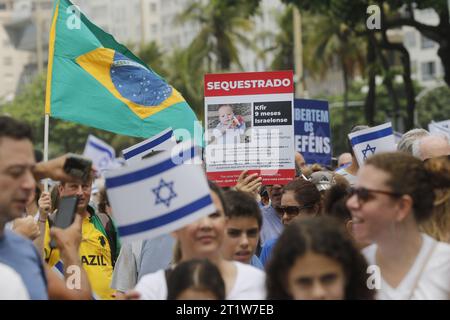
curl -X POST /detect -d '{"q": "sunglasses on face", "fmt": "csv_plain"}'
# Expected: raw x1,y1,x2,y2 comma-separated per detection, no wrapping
348,187,402,204
275,205,314,217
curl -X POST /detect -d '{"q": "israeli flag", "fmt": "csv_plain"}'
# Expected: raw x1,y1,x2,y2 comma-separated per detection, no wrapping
105,142,214,243
122,128,176,164
83,135,116,174
348,122,396,166
429,120,450,140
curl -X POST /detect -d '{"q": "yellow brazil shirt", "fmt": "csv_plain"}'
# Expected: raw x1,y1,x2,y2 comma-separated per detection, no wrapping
44,214,115,300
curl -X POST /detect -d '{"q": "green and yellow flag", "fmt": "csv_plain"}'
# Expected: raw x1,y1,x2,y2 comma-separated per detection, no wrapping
45,0,201,141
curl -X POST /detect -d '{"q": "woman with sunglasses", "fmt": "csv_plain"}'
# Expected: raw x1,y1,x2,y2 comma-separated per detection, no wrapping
346,152,450,299
259,179,322,266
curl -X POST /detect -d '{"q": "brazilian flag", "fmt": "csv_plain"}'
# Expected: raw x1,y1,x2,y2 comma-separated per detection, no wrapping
45,0,202,143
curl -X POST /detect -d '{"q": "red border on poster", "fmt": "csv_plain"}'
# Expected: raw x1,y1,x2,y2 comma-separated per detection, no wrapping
207,169,296,187
204,71,294,97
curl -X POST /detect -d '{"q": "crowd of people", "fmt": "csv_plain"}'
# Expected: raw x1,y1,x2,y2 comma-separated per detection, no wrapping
0,115,449,300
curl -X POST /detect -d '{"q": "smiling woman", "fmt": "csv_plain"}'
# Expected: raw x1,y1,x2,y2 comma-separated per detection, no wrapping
346,152,450,300
133,181,266,300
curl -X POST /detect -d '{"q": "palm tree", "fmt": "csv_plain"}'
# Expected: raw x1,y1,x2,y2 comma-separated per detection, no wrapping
302,13,366,128
164,48,205,118
138,41,167,77
268,5,294,71
178,0,258,71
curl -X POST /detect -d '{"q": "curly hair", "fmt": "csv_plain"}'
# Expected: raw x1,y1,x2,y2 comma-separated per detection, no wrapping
266,216,374,300
420,155,450,241
365,152,449,223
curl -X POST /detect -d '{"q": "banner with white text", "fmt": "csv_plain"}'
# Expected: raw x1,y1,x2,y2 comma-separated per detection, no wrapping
294,99,332,166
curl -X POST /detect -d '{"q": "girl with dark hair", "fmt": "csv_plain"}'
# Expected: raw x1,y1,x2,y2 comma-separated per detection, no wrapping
346,152,450,299
166,259,225,300
266,216,373,300
134,181,266,299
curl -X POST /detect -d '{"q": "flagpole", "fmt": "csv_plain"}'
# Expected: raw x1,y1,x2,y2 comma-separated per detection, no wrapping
43,113,50,192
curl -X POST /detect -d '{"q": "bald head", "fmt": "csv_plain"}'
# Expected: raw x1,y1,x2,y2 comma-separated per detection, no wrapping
337,153,352,167
414,135,450,160
295,152,307,171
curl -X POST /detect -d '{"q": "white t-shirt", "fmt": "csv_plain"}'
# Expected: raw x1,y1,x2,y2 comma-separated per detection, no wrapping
363,233,450,300
335,167,357,186
0,263,30,300
135,261,266,300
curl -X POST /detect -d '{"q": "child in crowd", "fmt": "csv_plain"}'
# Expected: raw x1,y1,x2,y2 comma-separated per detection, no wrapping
166,259,225,300
221,190,264,269
266,216,374,300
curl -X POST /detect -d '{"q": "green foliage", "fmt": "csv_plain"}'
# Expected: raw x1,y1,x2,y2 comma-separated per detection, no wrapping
137,42,167,77
1,72,139,157
318,80,425,155
178,0,257,71
416,86,450,128
269,5,294,71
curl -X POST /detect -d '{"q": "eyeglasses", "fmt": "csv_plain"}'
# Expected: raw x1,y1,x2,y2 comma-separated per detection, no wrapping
275,205,314,217
348,187,402,204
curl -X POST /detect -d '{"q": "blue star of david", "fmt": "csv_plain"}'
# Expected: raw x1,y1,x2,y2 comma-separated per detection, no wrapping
152,179,177,208
361,144,376,160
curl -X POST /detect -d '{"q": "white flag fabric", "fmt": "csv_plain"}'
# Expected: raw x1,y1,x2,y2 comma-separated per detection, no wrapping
348,122,396,166
122,128,176,164
83,135,116,174
429,120,450,140
105,142,214,243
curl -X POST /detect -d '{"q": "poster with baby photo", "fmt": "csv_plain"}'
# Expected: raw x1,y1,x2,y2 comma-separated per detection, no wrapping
207,103,252,145
204,71,296,187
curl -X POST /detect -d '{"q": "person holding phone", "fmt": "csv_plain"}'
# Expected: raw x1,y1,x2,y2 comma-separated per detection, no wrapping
0,116,92,300
44,173,121,300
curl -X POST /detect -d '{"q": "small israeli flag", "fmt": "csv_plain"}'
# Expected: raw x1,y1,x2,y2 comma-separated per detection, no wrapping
105,142,214,243
83,135,116,174
429,120,450,140
122,128,176,164
348,122,396,166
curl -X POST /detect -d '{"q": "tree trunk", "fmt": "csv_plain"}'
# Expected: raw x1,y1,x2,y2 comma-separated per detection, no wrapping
401,49,415,130
437,42,450,87
364,34,377,126
341,57,349,132
374,43,402,130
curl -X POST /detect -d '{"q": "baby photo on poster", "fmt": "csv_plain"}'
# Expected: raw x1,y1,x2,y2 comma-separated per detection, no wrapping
207,103,252,145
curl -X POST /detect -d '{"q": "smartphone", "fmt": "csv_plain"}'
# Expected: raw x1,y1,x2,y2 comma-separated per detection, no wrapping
50,196,79,249
63,154,93,182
